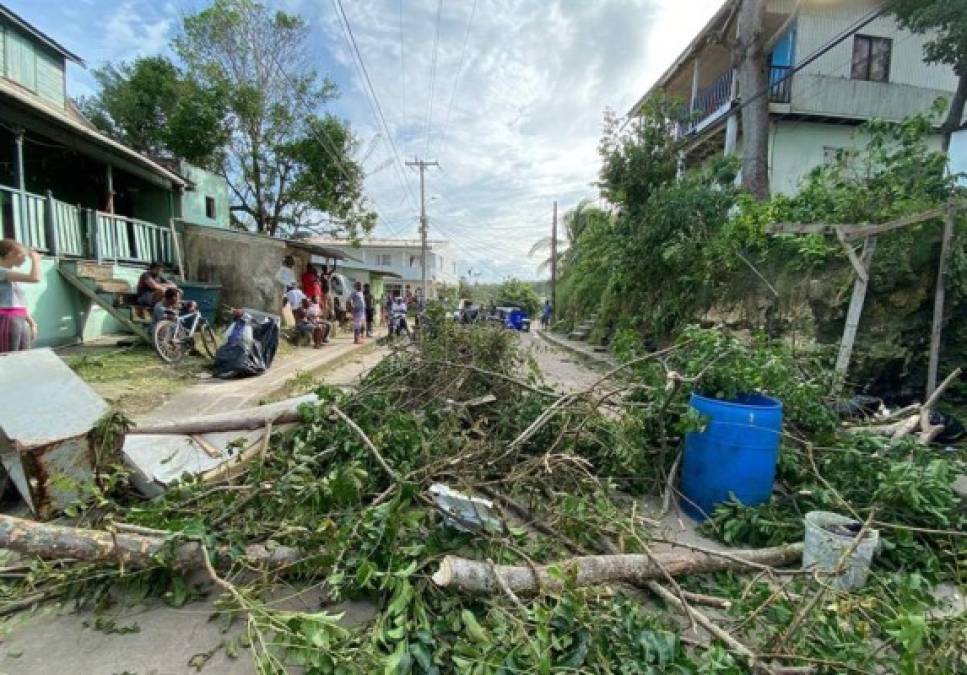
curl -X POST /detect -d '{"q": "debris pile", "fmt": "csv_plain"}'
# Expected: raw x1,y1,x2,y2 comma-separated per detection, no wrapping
0,313,963,673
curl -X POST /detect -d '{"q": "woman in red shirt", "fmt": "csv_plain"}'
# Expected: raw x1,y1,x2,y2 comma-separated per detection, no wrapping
301,264,322,303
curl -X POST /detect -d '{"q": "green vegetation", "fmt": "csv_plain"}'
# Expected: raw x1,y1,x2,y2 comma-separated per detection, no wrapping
65,345,209,417
556,100,967,396
79,0,374,237
5,316,963,673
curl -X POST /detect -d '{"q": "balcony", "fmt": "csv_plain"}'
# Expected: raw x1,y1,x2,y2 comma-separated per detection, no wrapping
1,184,176,266
677,65,793,138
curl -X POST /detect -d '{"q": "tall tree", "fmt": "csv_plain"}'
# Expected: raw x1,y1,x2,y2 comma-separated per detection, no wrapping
735,0,770,200
78,56,229,167
890,0,967,152
175,0,374,236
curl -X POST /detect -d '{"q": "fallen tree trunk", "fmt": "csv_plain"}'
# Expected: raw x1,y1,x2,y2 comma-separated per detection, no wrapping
432,543,803,594
131,395,317,435
0,514,302,571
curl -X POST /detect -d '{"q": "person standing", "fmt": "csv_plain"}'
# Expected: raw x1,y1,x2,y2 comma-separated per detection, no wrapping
541,299,552,329
275,256,297,293
363,283,375,337
350,281,366,344
0,239,41,352
301,263,322,303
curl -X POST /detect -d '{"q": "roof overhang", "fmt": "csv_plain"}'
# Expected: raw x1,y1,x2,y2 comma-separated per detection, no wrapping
0,80,186,189
287,239,362,263
627,0,738,118
337,262,403,279
0,4,85,65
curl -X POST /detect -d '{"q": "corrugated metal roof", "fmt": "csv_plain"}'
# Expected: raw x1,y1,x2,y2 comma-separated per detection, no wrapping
0,348,109,449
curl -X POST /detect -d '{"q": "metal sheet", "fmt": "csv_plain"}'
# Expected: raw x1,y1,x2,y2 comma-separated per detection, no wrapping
0,348,109,449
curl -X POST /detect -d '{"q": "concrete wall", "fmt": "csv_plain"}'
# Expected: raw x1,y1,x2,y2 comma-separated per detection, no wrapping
791,1,959,123
182,223,285,314
739,120,946,196
178,162,230,229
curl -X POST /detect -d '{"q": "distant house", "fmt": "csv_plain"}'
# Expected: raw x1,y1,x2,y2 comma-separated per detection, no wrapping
307,238,459,299
629,0,964,195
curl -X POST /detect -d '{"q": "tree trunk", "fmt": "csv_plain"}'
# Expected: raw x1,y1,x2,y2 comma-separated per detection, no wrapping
0,514,303,570
941,72,967,153
736,0,770,200
432,543,803,594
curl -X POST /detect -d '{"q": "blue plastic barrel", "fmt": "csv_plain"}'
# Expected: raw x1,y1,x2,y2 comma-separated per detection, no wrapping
680,392,783,521
179,281,223,326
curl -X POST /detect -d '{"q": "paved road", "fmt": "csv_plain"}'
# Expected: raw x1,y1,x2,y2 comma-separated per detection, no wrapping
519,331,605,393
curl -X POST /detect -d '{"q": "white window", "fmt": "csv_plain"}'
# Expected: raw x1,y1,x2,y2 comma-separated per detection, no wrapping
377,254,392,266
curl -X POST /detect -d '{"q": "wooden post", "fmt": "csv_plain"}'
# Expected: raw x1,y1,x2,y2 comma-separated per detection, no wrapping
926,209,955,397
833,236,877,391
105,165,115,214
689,57,701,114
13,130,26,244
44,190,59,258
169,218,186,281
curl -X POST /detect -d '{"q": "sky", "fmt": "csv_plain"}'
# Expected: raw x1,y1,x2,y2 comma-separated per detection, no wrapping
11,0,724,281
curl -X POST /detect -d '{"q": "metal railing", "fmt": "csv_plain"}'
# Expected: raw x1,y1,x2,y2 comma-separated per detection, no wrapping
769,65,792,104
0,182,174,265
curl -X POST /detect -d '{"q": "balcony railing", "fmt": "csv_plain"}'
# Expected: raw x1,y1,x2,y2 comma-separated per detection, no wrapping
769,65,792,104
676,66,794,137
0,183,175,265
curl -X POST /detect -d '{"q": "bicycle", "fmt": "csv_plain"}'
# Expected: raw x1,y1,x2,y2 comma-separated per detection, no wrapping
153,307,219,364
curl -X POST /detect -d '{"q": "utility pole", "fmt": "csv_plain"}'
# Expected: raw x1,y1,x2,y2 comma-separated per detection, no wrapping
405,158,439,300
551,201,558,319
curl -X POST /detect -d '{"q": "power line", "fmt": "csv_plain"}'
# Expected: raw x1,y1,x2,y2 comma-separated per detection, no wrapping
423,0,444,158
436,0,479,159
398,0,407,153
332,0,419,212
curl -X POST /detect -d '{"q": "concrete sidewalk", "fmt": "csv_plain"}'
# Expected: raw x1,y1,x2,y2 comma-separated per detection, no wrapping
138,333,377,422
535,327,619,369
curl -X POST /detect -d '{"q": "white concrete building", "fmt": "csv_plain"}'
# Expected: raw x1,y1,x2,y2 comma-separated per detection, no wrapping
630,0,963,195
308,237,459,299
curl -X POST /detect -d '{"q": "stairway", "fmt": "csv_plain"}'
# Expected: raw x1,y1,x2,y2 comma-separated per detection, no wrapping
58,260,152,344
568,313,599,341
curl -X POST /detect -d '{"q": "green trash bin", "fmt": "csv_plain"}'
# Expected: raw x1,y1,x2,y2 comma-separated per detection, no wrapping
179,281,223,326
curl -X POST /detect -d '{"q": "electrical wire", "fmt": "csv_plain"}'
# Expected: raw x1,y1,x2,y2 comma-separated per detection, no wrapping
399,0,407,154
422,0,444,158
332,0,419,212
436,0,479,159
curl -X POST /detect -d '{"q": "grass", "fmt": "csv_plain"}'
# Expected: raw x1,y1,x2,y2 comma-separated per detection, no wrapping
64,345,210,417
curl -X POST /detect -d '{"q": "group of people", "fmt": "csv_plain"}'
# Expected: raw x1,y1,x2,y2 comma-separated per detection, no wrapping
277,256,375,347
136,261,197,330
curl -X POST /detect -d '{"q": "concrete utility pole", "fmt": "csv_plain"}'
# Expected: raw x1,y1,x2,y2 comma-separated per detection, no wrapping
550,201,558,317
405,158,439,300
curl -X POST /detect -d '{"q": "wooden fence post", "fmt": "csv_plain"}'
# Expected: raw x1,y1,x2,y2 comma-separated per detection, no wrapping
832,236,878,392
925,208,955,397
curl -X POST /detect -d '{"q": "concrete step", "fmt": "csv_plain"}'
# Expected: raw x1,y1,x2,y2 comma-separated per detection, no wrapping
569,331,590,341
95,279,132,294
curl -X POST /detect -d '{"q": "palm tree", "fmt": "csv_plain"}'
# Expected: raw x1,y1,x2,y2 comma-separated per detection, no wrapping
528,199,607,275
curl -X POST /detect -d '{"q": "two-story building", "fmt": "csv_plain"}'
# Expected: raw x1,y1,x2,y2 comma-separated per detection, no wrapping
307,237,459,300
630,0,963,195
0,4,239,345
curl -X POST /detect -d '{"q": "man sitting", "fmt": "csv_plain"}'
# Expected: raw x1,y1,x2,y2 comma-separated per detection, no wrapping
137,262,178,307
293,297,329,348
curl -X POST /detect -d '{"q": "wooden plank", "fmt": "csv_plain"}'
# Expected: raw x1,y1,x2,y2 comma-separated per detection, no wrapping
835,227,868,282
926,210,955,397
843,206,949,240
766,222,837,235
833,236,878,391
58,266,151,344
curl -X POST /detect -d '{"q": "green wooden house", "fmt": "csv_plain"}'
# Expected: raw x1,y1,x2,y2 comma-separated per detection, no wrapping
0,4,227,346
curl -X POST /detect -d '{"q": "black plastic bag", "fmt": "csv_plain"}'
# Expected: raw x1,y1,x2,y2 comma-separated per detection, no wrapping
211,318,279,379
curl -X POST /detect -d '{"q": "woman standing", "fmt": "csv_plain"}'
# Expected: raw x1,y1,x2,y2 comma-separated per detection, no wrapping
301,263,322,303
0,239,41,352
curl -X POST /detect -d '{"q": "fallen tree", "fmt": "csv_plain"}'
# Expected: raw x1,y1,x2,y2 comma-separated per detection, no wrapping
0,514,302,570
432,543,804,594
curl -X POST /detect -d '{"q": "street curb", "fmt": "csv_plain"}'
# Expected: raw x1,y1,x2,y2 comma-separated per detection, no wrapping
535,329,618,370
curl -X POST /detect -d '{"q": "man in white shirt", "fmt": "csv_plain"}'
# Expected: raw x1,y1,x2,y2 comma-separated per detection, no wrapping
275,256,297,293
